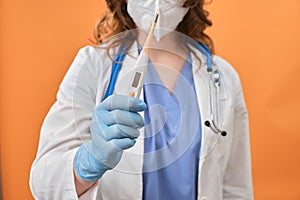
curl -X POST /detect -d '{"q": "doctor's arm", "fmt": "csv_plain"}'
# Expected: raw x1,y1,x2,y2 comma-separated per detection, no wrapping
222,75,254,200
30,46,102,199
74,172,97,197
73,94,146,195
30,46,146,199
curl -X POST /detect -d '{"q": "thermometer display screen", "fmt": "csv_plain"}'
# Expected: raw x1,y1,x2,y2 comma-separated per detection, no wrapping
132,72,141,88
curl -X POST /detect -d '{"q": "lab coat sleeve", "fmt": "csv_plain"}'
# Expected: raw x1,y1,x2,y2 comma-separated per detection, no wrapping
222,73,254,199
29,46,105,200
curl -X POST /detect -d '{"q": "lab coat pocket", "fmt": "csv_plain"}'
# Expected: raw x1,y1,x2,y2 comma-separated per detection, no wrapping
200,99,233,161
200,128,222,160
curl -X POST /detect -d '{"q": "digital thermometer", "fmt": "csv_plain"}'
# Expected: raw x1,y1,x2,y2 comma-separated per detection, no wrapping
127,13,159,98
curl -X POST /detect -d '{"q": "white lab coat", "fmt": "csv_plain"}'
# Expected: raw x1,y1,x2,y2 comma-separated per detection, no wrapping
30,41,253,200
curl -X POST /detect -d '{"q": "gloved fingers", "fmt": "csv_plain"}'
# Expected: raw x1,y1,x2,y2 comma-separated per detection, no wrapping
109,138,136,150
102,124,140,140
90,111,107,138
111,109,144,127
99,94,147,112
94,109,144,128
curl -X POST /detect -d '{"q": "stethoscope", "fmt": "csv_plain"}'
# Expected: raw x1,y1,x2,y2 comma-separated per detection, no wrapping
104,42,227,137
197,43,227,137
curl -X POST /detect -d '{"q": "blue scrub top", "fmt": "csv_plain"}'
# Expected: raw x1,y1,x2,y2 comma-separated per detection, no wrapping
142,54,202,200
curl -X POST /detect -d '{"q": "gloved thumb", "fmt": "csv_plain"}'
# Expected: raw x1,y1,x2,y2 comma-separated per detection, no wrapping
100,94,146,112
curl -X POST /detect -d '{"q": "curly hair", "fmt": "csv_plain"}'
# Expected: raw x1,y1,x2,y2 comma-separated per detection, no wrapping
94,0,214,56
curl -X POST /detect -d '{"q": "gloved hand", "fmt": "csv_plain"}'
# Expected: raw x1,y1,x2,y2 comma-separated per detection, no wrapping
74,94,147,182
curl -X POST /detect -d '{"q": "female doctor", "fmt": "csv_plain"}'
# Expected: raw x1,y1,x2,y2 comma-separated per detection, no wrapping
30,0,253,199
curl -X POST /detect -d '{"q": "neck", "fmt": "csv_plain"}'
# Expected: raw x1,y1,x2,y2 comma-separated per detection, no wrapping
137,29,188,59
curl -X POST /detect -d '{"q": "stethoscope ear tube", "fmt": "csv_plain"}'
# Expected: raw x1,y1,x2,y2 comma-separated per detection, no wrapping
205,69,227,136
200,44,227,137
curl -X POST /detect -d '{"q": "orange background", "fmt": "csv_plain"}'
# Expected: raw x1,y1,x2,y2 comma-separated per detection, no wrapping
1,0,300,199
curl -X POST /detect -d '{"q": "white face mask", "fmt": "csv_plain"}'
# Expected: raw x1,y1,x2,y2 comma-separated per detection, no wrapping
127,0,189,41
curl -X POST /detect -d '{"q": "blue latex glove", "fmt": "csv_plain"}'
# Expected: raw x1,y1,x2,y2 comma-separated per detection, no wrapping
74,94,147,182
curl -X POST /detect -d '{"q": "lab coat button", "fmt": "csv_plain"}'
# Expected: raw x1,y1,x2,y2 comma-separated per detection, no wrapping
201,197,207,200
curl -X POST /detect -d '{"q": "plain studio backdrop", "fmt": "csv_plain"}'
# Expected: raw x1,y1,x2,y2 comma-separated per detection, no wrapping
0,0,300,199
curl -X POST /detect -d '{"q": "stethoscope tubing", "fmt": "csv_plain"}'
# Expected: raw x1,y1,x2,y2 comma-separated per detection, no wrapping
104,42,227,136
